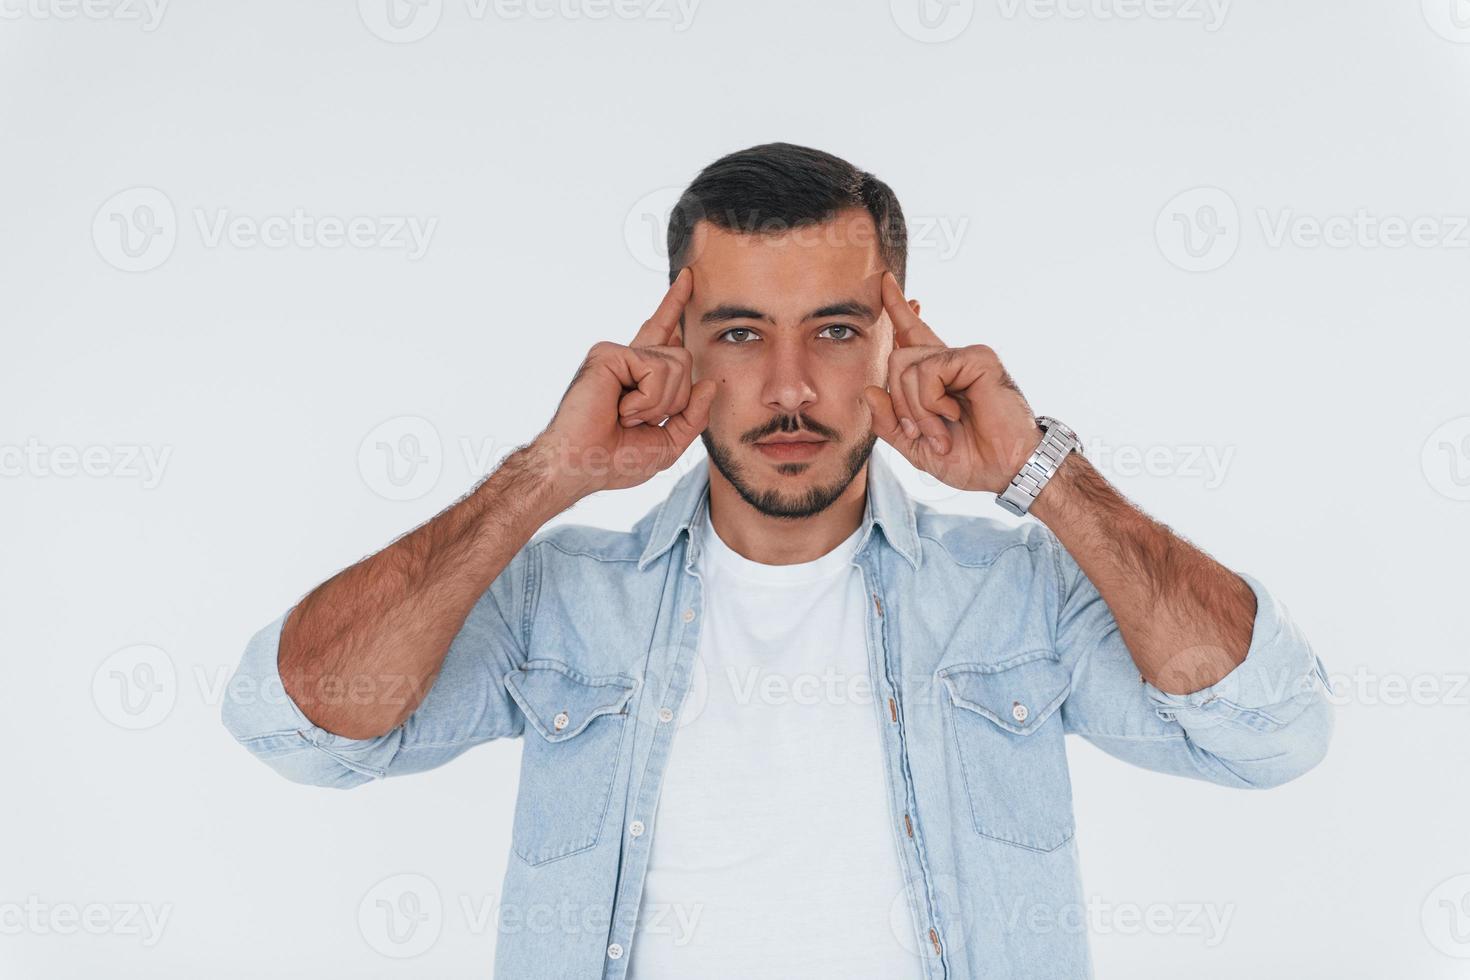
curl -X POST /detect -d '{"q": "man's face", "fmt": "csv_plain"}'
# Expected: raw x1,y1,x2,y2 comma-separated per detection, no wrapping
680,207,897,520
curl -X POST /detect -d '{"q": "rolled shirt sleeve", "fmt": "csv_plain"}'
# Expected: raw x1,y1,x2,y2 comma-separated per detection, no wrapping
1050,532,1333,789
221,540,537,788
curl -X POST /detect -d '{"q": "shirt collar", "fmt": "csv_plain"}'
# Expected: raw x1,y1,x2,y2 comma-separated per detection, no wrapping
636,448,921,572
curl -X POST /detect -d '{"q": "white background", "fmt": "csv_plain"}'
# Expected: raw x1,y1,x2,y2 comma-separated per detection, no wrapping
2,0,1468,976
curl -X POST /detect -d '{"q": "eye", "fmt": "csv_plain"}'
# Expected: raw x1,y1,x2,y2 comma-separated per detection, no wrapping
717,327,760,344
819,324,859,342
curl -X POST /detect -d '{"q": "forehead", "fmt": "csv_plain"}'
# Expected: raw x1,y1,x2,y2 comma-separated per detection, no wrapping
684,208,885,313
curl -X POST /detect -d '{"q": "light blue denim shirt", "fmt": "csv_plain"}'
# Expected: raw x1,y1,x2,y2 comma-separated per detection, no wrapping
222,450,1333,979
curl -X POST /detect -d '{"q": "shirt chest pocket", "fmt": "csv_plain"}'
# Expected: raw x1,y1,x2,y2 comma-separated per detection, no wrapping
937,655,1076,853
503,661,637,867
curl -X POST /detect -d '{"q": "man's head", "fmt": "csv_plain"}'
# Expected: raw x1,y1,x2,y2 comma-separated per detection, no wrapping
666,143,912,521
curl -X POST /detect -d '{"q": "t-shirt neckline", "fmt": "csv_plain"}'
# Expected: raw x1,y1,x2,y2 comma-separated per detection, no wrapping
699,507,865,585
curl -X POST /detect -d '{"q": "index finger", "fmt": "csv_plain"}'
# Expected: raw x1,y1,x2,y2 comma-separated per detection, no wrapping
881,271,944,348
631,267,693,349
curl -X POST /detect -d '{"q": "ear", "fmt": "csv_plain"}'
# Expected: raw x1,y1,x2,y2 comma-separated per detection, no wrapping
908,299,922,318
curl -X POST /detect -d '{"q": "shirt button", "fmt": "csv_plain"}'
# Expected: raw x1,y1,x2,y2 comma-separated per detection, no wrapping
682,608,695,623
553,711,570,732
658,707,674,723
1011,702,1029,723
607,943,624,960
629,820,645,837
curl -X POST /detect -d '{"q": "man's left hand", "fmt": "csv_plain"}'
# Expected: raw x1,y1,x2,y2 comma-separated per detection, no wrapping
862,272,1043,494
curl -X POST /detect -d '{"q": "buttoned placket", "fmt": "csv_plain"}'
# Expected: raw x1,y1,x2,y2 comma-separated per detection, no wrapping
600,534,708,979
855,548,951,979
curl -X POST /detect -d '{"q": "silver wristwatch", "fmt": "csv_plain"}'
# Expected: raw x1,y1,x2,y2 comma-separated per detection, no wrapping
995,416,1081,517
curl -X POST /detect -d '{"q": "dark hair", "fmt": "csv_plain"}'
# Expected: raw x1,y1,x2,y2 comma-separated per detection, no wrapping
666,142,907,289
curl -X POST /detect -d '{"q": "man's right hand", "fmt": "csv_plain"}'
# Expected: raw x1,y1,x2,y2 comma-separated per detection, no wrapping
271,274,715,740
534,268,717,498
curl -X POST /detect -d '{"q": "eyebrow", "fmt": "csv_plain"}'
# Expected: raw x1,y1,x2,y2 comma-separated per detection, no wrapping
699,299,877,326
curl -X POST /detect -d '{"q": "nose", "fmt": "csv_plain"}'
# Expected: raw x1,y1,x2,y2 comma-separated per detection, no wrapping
761,338,818,418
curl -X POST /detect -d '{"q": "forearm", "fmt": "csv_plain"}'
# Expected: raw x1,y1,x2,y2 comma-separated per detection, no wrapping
279,442,581,739
1030,453,1257,695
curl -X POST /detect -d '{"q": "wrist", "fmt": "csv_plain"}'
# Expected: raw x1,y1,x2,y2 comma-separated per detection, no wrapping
487,440,590,520
1026,450,1086,526
994,425,1045,494
994,416,1081,516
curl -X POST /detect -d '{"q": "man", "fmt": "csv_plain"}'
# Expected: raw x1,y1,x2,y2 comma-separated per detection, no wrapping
223,143,1332,979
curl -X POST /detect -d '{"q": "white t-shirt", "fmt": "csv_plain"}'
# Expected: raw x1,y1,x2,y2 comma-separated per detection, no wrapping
625,509,924,980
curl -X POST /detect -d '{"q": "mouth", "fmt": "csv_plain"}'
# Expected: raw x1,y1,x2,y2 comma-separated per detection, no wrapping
753,437,828,462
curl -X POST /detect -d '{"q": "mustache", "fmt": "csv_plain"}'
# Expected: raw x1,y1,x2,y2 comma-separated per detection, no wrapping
742,414,841,444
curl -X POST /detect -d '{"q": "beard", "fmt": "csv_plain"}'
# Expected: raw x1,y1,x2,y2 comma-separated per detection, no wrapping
700,418,877,521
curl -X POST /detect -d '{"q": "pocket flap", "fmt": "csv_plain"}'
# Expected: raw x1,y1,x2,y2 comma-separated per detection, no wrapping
938,655,1072,735
503,661,637,742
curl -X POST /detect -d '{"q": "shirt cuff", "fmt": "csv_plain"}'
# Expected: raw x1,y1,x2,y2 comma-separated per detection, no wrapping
222,612,401,783
1142,572,1330,733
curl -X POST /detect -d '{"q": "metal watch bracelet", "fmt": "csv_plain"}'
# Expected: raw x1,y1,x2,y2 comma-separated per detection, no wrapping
995,416,1080,517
